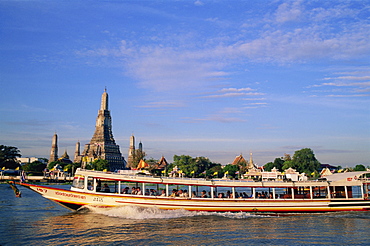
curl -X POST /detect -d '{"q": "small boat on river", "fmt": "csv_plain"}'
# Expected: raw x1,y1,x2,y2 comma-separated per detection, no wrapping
20,168,370,213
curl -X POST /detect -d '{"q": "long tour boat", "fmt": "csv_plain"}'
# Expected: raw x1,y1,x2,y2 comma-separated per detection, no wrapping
20,168,370,213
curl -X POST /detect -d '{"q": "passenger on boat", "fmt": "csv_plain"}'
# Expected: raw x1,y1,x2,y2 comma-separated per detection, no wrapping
226,191,231,198
183,190,189,197
160,190,166,196
136,187,142,195
149,189,157,196
192,191,197,198
103,184,110,193
235,192,240,198
131,187,137,195
122,187,129,194
201,190,208,198
218,193,224,198
170,189,177,197
88,183,93,191
96,181,102,192
178,189,184,197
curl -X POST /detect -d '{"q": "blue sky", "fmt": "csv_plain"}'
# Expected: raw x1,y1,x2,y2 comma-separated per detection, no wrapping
1,0,369,167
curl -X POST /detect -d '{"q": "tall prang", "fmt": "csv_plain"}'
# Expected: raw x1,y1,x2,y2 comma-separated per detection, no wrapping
49,133,58,163
80,89,126,171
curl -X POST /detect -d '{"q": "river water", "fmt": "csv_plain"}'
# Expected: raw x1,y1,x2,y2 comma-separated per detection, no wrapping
1,183,369,245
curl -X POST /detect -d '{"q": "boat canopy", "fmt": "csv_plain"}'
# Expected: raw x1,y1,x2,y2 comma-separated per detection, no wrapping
325,171,370,182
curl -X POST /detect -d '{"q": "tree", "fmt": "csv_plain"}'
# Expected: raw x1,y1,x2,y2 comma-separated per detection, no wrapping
354,164,366,171
22,161,46,173
91,159,109,171
291,148,321,174
64,162,82,174
48,161,64,170
264,158,285,171
223,164,239,179
172,155,220,178
0,145,22,169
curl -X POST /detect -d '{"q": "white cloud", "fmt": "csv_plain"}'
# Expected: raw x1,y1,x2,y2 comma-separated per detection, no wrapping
194,0,204,6
202,92,263,99
275,1,303,23
137,101,186,109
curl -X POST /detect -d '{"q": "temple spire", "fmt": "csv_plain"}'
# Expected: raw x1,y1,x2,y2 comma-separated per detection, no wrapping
49,133,58,163
100,88,108,111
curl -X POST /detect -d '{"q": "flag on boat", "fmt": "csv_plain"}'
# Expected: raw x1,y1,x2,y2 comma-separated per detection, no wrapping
20,171,26,183
213,172,218,176
103,169,107,172
225,171,229,175
235,171,239,174
1,166,5,170
190,170,195,174
15,167,20,170
161,170,166,173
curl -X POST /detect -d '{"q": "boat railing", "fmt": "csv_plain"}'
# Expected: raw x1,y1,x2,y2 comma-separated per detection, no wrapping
77,169,336,185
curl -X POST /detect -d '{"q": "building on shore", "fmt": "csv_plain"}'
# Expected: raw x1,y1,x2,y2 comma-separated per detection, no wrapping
74,89,126,171
232,152,257,170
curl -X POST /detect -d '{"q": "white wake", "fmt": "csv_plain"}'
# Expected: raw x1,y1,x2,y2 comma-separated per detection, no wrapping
84,205,265,220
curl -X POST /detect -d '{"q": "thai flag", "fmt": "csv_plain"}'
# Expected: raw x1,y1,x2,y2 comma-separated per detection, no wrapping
20,171,26,183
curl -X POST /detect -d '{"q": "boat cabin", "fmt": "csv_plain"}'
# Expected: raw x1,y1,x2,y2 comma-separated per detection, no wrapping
71,169,370,201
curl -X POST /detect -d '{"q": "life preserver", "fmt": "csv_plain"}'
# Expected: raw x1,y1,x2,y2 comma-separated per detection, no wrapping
347,177,352,181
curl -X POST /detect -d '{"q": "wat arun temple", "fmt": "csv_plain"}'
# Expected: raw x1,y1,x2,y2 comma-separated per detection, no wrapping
73,89,127,171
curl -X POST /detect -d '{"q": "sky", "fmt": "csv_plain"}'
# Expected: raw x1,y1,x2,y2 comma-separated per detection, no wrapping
1,0,369,167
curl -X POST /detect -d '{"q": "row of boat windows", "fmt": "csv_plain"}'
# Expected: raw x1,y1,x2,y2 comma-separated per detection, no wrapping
72,178,364,199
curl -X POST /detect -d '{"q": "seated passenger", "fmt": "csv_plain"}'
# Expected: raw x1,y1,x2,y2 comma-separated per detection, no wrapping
218,193,224,198
136,187,142,195
103,184,110,193
182,190,189,197
122,187,129,194
201,190,208,198
170,189,177,197
160,190,166,196
192,191,197,198
178,189,184,197
226,191,231,198
131,187,137,195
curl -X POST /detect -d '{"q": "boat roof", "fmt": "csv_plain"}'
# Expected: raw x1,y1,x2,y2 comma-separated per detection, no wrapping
325,171,370,182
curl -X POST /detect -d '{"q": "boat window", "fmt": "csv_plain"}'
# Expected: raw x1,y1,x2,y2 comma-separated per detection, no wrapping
347,186,362,198
294,187,310,199
329,186,346,198
96,180,117,193
312,186,328,198
72,176,84,189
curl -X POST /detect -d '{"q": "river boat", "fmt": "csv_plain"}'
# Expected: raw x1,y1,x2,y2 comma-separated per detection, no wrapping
20,168,370,213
